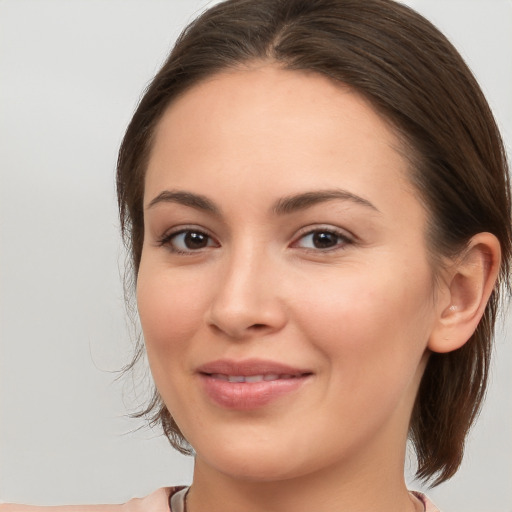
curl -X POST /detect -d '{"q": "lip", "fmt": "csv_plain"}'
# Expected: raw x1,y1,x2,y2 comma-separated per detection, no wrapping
196,358,313,410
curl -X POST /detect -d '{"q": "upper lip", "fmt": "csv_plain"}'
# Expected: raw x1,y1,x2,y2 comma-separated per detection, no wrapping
196,358,311,377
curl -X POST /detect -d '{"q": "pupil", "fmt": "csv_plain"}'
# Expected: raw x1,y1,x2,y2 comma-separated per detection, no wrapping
185,232,207,249
313,232,337,248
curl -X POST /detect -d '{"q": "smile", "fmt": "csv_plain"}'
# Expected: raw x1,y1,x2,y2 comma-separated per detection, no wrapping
209,373,301,382
197,359,312,409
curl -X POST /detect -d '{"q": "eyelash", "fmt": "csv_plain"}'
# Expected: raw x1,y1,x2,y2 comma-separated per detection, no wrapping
157,227,219,255
157,226,354,255
291,226,354,252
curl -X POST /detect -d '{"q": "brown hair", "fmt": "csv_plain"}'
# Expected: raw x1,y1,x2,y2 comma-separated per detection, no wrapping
117,0,511,485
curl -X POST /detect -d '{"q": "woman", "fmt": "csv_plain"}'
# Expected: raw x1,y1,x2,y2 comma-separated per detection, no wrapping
2,0,510,510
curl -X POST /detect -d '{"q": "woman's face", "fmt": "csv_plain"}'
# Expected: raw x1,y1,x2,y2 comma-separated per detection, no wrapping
137,65,446,481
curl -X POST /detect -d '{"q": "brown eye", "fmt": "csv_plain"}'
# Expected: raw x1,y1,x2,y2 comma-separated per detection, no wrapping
311,231,339,249
294,229,352,251
164,229,218,253
183,231,210,249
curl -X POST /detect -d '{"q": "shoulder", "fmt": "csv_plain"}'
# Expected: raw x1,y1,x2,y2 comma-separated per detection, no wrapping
410,491,441,512
0,486,183,512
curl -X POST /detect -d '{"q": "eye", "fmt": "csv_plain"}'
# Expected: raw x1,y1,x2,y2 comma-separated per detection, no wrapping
159,229,218,254
292,228,352,251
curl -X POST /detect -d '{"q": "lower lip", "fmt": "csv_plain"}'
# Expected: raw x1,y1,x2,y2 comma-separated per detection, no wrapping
199,375,310,410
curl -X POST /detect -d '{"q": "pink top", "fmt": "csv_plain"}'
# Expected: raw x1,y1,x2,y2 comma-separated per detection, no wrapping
0,486,440,511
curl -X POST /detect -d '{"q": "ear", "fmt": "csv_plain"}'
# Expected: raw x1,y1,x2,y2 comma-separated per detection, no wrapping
428,232,501,354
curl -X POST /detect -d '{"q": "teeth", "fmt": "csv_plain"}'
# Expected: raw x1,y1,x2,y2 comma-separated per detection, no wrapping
209,374,295,382
227,375,246,383
245,375,264,383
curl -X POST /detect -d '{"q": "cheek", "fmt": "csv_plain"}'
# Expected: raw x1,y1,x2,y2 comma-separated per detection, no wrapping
297,271,433,439
136,266,207,359
297,266,435,375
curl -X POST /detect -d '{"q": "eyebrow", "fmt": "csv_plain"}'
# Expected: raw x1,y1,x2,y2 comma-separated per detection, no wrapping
146,188,379,216
272,189,379,215
147,190,220,214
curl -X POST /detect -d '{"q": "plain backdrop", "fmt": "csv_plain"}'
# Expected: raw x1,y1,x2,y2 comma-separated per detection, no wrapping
1,1,511,511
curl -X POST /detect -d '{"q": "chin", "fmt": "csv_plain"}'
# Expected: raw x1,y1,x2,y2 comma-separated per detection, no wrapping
189,427,334,483
201,451,310,482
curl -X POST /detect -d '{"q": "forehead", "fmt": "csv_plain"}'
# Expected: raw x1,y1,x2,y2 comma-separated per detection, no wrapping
145,64,416,216
150,64,401,158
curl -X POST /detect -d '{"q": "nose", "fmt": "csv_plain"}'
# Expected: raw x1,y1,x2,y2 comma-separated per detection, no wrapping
205,246,288,340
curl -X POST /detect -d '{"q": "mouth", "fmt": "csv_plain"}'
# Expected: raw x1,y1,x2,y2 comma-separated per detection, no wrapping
207,373,306,382
196,359,313,409
196,358,311,377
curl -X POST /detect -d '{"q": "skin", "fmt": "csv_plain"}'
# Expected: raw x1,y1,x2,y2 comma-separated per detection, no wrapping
136,64,498,512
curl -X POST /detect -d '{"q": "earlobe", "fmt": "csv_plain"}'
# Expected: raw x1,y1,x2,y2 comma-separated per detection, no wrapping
428,232,501,354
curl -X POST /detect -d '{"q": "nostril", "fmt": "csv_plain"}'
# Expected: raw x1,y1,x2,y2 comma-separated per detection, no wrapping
250,323,267,330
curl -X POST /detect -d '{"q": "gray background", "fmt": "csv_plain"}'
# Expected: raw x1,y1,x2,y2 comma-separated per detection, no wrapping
1,1,511,510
